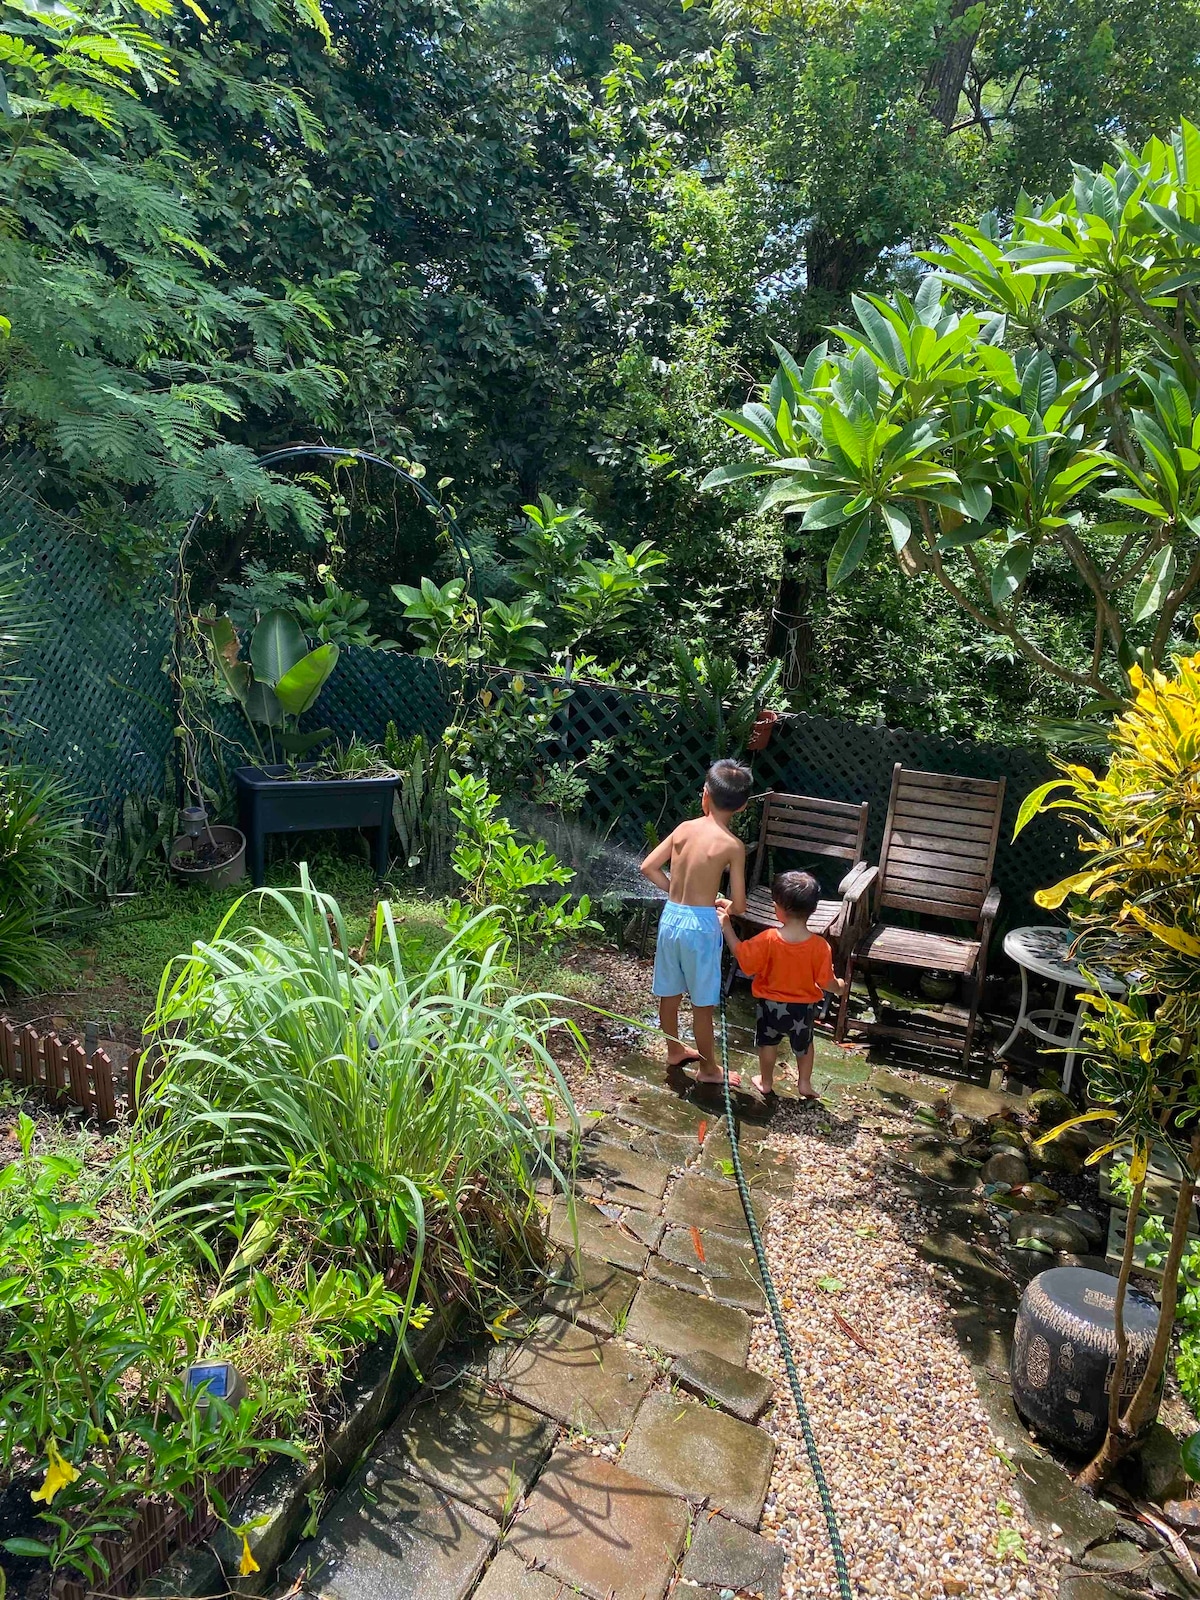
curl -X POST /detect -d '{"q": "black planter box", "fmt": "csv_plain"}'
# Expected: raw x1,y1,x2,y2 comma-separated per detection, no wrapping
234,765,401,886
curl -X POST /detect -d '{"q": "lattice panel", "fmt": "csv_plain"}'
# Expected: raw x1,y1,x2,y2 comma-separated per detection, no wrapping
1,452,174,821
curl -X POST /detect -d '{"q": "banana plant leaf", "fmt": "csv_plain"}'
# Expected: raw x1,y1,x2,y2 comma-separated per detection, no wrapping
274,643,339,717
198,614,249,704
246,680,283,727
251,609,309,687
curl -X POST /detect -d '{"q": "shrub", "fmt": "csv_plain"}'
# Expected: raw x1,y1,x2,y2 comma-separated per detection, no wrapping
1018,640,1200,1486
0,764,90,996
132,872,580,1318
446,773,601,950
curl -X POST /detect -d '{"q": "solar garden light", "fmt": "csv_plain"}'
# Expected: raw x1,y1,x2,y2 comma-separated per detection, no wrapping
182,1360,247,1417
179,804,208,841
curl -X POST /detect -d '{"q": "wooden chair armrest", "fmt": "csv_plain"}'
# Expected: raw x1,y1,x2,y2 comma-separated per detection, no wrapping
837,860,872,897
842,864,878,906
979,884,1001,936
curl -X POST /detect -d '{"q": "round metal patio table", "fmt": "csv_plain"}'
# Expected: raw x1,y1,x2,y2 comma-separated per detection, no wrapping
996,925,1125,1094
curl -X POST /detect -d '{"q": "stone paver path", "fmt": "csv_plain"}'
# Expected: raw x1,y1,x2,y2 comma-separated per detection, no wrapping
282,1046,802,1600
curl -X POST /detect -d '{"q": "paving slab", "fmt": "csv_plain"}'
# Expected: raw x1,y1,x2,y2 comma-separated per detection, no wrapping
648,1254,767,1316
613,1088,711,1138
620,1391,775,1528
381,1378,554,1520
282,1463,496,1600
590,1116,702,1167
1013,1453,1118,1558
698,1140,796,1195
471,1547,574,1600
671,1350,773,1421
543,1250,639,1335
506,1446,689,1600
867,1068,954,1110
950,1080,1029,1121
547,1197,655,1273
488,1315,654,1439
625,1279,751,1364
575,1139,671,1204
659,1223,763,1284
682,1511,784,1599
664,1173,769,1238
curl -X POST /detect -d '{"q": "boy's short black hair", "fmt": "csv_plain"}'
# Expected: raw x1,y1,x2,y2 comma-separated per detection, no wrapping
772,870,821,918
705,759,752,812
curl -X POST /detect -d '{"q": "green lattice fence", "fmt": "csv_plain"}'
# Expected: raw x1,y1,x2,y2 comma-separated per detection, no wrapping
1,454,174,817
283,648,1078,916
0,446,1077,917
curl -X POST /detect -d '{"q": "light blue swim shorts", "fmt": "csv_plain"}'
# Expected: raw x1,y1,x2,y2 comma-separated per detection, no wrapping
652,901,722,1008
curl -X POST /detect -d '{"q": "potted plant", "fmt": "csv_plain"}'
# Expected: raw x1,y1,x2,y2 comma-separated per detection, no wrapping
199,608,400,886
1015,638,1200,1491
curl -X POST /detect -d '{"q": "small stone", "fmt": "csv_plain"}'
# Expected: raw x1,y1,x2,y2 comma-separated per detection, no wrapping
1009,1212,1090,1254
1028,1088,1075,1127
1082,1538,1149,1573
1060,1205,1105,1250
1016,1181,1061,1206
1131,1423,1190,1505
670,1350,774,1421
1144,1551,1200,1597
982,1150,1029,1187
1164,1500,1200,1530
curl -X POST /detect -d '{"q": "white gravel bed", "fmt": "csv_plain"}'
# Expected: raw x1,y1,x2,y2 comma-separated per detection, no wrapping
748,1097,1066,1600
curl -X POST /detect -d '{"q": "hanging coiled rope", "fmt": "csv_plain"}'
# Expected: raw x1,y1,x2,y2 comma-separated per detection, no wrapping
717,986,854,1600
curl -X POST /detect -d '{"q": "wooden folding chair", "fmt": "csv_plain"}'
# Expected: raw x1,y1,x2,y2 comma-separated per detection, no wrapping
739,791,871,973
835,764,1004,1069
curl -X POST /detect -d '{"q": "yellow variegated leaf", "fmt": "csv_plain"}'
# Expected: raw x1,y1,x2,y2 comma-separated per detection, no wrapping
1034,870,1103,909
1085,1140,1125,1167
1032,1109,1115,1148
1127,907,1200,957
1129,1141,1150,1184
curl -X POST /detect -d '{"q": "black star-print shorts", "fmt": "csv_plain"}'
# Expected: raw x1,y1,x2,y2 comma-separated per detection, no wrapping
755,998,819,1056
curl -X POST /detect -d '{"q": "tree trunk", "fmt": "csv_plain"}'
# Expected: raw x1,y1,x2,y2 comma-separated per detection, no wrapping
767,533,813,694
805,227,878,300
1078,1134,1200,1491
923,0,985,130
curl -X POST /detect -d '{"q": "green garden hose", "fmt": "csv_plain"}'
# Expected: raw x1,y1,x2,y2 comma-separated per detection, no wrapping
718,989,854,1600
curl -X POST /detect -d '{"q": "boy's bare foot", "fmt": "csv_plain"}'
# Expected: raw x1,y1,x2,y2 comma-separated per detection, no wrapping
667,1050,704,1068
797,1087,821,1101
684,1064,740,1087
751,1074,776,1097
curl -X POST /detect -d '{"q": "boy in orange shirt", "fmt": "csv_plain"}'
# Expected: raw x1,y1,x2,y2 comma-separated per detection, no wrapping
718,869,846,1099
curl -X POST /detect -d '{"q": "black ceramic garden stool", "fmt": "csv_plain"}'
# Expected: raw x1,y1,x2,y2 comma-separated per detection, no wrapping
1011,1266,1159,1456
235,766,401,887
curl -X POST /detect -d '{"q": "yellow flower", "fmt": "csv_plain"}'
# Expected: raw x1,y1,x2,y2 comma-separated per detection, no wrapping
31,1440,80,1505
239,1535,260,1576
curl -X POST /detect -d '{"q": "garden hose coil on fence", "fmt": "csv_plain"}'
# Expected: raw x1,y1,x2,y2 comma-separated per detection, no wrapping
718,984,854,1600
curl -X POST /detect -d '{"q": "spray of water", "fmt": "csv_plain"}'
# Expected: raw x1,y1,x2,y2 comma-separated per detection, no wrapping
503,800,663,901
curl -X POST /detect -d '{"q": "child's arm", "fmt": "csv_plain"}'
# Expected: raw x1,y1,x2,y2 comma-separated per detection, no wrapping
726,839,747,916
640,829,675,895
716,901,742,956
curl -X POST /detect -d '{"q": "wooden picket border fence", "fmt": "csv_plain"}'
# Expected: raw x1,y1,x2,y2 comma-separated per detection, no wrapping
0,1016,160,1122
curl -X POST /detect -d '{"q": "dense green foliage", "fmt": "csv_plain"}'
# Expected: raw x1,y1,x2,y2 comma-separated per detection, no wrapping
4,0,1199,732
707,124,1200,723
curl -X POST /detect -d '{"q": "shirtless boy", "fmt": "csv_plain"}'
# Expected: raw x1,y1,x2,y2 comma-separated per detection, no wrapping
639,759,751,1084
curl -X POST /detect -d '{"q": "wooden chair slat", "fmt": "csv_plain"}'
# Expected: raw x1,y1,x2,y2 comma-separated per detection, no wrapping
893,798,997,833
764,829,860,860
879,888,984,921
763,793,865,820
882,877,986,914
885,845,990,886
889,826,994,861
766,810,863,841
896,769,1004,801
861,925,981,971
885,860,989,896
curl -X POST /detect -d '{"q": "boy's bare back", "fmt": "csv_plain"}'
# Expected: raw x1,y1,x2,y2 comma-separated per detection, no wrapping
660,816,745,909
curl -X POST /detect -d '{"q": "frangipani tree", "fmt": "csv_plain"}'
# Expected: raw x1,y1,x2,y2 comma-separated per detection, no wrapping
1015,643,1200,1488
705,121,1200,722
